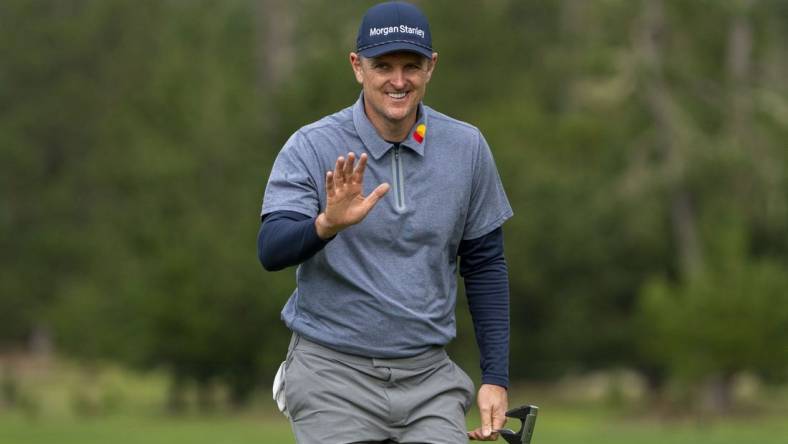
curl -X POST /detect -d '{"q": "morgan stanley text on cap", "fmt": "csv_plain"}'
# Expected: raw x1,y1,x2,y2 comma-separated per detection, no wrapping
356,1,433,59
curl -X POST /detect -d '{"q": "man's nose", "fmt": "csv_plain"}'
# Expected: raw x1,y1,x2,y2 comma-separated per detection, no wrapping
389,69,406,89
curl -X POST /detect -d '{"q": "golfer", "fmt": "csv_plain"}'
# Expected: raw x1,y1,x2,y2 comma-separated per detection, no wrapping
259,2,512,442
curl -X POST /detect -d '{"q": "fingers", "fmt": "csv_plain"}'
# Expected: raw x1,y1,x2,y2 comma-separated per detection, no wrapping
326,171,335,197
334,156,345,185
344,152,356,177
492,403,507,432
326,152,383,223
353,153,368,183
467,427,496,441
333,152,362,186
467,427,483,440
362,183,389,211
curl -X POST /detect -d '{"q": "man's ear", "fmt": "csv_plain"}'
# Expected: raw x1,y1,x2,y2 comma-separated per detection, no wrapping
425,52,438,82
349,52,364,84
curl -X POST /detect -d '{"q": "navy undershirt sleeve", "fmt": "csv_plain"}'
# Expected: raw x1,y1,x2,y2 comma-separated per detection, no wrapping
257,210,332,271
458,227,510,388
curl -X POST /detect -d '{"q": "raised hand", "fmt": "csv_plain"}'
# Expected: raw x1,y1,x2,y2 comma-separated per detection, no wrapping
315,152,390,239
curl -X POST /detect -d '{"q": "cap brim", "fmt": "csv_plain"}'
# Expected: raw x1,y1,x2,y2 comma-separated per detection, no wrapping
358,42,432,59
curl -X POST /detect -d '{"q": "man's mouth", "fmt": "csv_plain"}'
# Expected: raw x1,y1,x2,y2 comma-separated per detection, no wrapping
387,91,408,100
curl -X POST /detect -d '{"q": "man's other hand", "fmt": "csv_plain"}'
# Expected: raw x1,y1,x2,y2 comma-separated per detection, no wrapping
468,384,508,441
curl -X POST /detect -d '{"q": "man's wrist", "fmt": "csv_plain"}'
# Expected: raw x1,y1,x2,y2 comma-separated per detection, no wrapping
480,376,509,389
315,213,340,239
480,382,508,390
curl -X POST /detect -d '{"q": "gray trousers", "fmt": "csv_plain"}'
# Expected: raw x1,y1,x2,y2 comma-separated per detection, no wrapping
282,334,475,444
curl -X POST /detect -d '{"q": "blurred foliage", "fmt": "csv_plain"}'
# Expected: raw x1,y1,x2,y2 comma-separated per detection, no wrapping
639,222,788,383
1,0,788,409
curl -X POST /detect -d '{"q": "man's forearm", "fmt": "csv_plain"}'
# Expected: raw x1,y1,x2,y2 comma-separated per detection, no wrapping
258,210,332,271
459,227,510,388
465,257,510,387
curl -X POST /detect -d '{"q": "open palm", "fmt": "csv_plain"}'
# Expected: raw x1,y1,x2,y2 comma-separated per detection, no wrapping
316,152,389,239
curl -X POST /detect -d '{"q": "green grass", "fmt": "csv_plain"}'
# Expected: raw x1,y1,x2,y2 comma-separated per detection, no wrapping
4,359,788,443
522,408,788,444
2,407,788,444
0,413,291,444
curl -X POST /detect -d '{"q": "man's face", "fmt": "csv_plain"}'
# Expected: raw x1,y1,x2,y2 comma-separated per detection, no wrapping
350,51,438,130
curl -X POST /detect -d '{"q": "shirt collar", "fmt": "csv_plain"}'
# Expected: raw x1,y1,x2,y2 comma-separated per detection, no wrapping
352,92,428,160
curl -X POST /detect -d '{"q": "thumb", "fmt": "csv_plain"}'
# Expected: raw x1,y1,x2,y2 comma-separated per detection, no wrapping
363,183,390,209
481,407,493,437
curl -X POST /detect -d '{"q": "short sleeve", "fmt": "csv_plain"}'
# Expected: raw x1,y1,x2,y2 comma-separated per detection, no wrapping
462,132,513,240
261,132,321,218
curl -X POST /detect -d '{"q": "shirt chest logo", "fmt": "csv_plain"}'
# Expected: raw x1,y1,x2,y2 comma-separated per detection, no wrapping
413,124,426,143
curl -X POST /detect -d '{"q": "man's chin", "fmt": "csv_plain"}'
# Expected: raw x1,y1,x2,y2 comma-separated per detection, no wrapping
383,107,416,123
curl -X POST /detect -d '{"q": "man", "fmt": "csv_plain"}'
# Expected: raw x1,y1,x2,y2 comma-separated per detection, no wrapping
259,2,512,442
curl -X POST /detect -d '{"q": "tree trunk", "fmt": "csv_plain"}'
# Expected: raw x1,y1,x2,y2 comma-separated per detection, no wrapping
700,372,735,414
725,0,781,220
726,0,754,143
196,381,216,413
255,0,295,90
254,0,296,136
636,0,703,278
166,376,187,414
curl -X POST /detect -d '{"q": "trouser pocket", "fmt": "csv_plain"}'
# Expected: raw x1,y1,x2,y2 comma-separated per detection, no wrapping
272,334,301,419
272,360,289,418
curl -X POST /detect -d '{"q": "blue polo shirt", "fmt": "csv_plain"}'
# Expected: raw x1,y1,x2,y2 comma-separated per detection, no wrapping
261,94,513,358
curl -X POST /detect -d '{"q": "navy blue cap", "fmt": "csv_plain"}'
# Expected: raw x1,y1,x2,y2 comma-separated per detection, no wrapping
356,2,433,58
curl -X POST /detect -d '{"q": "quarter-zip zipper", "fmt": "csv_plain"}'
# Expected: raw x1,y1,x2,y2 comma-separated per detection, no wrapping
391,145,406,211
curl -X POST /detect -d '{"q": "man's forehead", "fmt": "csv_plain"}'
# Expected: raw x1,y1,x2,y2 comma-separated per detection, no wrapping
366,51,429,64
